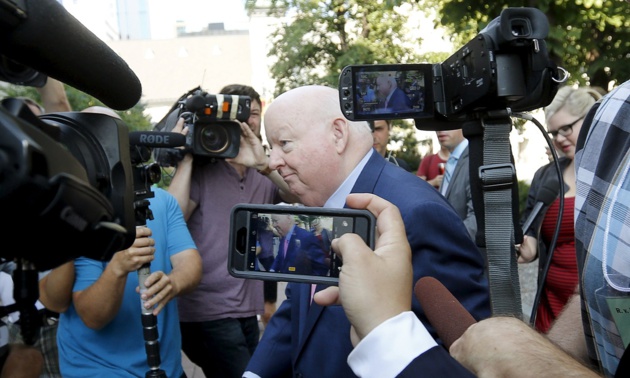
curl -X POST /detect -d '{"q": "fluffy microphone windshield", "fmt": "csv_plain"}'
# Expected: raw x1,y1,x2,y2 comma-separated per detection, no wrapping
0,0,142,110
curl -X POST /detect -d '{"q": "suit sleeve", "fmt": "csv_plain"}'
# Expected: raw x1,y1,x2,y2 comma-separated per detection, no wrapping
397,347,476,378
347,312,474,378
244,284,295,378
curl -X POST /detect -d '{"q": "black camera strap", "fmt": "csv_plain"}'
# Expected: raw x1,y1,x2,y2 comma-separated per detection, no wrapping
464,112,523,318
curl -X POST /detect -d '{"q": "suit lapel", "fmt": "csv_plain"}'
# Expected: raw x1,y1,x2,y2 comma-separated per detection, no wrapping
295,152,386,357
445,147,468,198
295,283,323,352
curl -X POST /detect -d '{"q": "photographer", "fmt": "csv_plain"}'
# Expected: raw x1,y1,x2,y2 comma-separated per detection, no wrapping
168,84,298,378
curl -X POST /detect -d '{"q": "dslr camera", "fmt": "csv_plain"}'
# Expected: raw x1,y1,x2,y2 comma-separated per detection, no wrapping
339,7,559,130
153,87,251,166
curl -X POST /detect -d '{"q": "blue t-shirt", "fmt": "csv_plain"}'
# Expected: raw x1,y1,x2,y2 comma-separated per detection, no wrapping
57,188,197,377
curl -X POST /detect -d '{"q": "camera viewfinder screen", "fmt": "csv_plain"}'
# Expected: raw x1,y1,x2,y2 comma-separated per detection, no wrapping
353,66,433,118
249,213,359,279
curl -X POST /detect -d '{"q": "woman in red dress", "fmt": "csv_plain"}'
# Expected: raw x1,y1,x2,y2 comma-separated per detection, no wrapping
518,86,603,333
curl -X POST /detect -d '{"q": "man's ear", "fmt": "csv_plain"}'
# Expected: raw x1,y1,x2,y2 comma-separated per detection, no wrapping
331,117,350,153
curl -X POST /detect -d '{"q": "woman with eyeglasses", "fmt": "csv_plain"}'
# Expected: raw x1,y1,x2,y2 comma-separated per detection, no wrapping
518,85,603,333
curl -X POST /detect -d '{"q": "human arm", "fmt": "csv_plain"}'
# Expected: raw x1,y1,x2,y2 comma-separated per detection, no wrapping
38,261,74,313
72,227,155,329
228,121,300,203
314,193,473,377
450,316,598,377
37,77,71,112
546,292,589,364
517,235,538,263
314,193,414,343
167,118,198,219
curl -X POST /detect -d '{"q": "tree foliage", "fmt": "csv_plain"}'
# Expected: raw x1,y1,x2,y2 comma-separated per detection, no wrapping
248,0,435,96
1,82,152,131
414,0,629,90
247,0,441,168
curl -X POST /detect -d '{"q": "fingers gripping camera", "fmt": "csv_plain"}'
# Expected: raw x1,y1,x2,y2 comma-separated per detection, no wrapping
153,87,251,167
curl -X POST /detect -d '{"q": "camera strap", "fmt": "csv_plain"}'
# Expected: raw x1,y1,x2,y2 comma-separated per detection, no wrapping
464,113,523,318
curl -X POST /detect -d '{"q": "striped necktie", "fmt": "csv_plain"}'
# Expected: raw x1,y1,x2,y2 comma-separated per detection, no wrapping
441,155,457,195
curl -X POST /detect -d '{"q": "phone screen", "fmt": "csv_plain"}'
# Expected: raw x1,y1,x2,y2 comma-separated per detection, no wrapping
341,64,435,120
229,204,375,285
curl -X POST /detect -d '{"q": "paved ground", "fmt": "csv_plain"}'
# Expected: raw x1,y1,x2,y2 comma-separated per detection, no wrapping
183,264,540,377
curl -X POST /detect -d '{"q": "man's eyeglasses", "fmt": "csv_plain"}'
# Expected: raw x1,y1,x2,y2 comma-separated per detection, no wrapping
547,117,583,139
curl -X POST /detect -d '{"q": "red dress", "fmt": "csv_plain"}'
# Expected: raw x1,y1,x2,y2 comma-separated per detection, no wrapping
535,196,578,333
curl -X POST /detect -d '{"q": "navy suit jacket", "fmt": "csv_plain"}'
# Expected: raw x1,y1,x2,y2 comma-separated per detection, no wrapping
246,151,490,378
398,346,476,377
270,226,328,276
385,87,412,111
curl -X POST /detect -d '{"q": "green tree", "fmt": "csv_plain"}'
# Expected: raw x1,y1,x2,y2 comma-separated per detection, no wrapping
1,82,152,131
247,0,441,166
415,0,629,90
247,0,434,96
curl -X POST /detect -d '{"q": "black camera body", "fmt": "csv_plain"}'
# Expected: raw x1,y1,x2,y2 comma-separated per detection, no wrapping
0,100,138,271
153,88,251,167
339,7,558,130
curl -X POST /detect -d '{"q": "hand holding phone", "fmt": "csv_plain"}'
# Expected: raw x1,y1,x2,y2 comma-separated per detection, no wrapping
228,204,376,285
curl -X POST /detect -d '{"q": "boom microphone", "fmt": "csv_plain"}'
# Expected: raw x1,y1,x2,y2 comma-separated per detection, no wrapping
521,183,557,235
129,132,186,148
0,0,142,110
415,276,476,350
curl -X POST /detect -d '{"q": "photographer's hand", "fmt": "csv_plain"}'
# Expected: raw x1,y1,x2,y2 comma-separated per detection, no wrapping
72,227,155,329
227,121,268,169
314,193,412,346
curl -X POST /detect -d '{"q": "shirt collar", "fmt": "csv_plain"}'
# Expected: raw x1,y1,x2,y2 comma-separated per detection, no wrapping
450,138,468,160
324,149,374,209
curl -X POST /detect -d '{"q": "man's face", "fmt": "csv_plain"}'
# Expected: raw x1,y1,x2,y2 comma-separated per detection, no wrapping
265,105,342,207
372,120,390,157
376,76,392,97
436,129,465,151
271,214,293,236
247,100,262,137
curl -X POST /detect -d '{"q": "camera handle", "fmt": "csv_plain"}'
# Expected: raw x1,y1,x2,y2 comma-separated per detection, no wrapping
135,199,167,378
12,259,40,346
463,109,523,318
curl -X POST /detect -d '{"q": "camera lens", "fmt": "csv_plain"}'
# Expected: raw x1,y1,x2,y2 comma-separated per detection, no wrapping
199,123,230,153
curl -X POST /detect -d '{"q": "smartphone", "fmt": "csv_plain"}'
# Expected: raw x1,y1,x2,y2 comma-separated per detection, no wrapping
338,63,436,121
228,204,376,285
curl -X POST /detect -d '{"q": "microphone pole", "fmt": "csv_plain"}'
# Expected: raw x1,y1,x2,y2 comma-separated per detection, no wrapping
135,196,167,378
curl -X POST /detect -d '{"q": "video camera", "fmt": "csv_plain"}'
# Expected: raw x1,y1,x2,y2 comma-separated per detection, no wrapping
339,7,559,130
0,0,155,271
152,87,251,167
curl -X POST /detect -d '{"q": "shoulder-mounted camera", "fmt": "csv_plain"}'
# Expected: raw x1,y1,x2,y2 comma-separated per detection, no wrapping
153,87,251,167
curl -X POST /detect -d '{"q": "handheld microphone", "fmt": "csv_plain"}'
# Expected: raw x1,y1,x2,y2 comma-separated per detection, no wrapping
129,132,186,148
414,276,476,350
521,184,557,235
0,0,142,110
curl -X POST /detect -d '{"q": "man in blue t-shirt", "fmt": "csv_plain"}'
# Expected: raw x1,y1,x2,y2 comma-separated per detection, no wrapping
49,187,201,378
